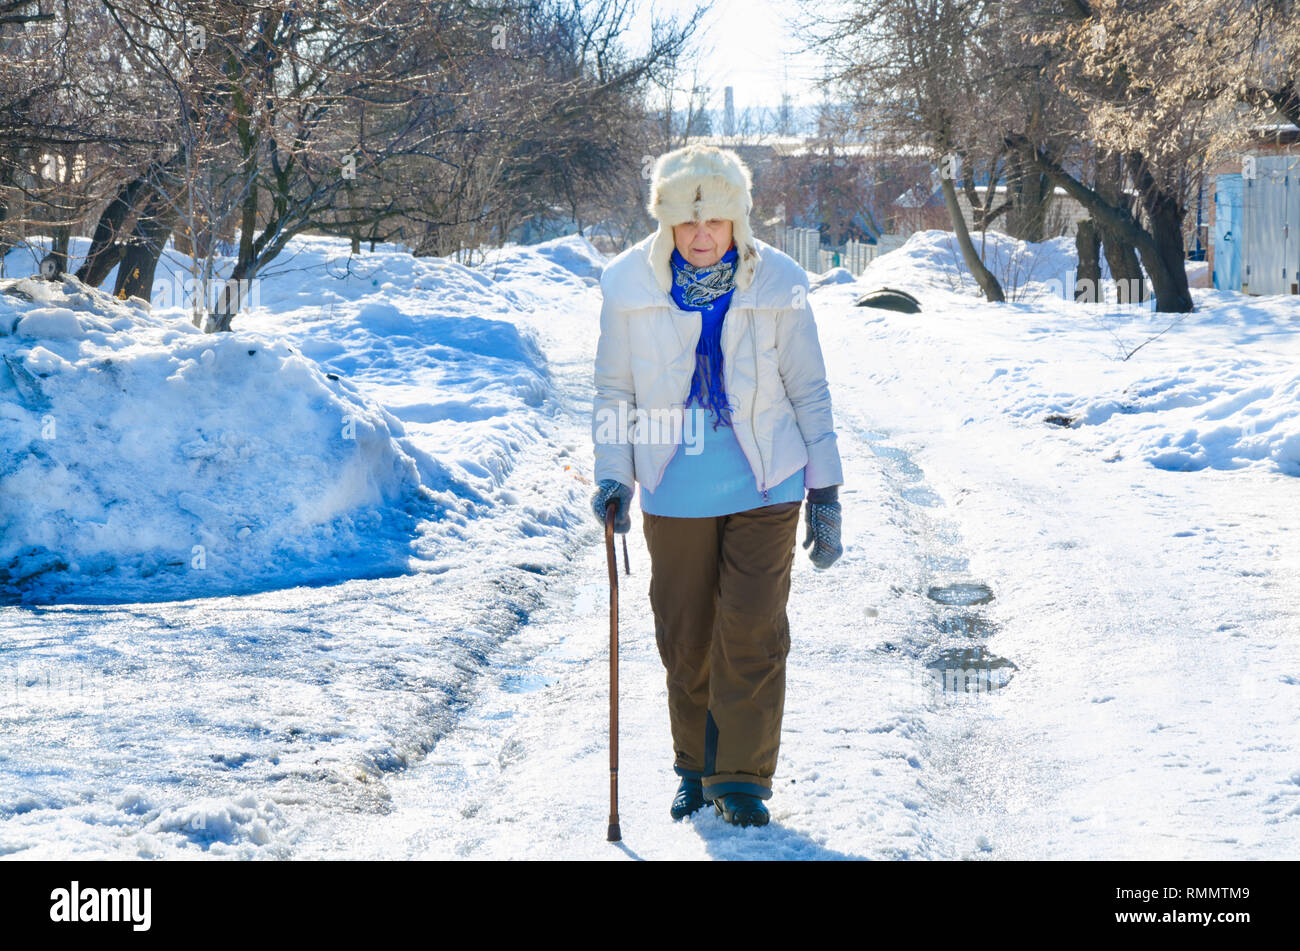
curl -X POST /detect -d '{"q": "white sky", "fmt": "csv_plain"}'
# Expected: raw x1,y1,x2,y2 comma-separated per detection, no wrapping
626,0,830,112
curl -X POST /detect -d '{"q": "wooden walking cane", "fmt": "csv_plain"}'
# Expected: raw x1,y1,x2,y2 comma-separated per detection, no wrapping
604,498,628,842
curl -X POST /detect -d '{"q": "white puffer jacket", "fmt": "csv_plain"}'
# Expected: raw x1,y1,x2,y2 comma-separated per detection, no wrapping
592,233,843,502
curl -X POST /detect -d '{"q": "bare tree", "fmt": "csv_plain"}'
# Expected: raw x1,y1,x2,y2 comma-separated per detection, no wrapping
1,0,151,274
799,0,1006,301
997,0,1295,312
7,0,708,324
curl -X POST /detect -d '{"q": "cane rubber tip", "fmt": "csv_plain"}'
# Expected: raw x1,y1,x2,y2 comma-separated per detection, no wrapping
607,823,621,842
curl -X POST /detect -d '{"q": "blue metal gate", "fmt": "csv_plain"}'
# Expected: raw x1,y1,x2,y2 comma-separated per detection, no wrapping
1213,173,1242,290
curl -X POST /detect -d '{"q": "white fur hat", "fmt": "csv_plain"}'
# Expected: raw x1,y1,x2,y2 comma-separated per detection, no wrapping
646,144,760,294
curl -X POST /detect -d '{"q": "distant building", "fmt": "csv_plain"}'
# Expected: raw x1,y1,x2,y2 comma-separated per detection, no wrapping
953,184,1088,240
681,133,937,243
890,167,948,235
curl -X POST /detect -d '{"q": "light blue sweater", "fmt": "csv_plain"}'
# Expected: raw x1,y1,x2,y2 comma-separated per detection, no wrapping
639,395,806,517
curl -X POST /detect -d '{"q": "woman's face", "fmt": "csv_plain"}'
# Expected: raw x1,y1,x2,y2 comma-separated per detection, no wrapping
672,218,734,268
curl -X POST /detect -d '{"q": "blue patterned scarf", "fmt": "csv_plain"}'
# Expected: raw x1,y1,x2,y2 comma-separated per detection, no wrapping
670,244,739,429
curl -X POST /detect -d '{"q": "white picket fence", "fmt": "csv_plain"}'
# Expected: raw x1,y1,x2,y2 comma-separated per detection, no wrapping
781,227,823,273
778,228,904,277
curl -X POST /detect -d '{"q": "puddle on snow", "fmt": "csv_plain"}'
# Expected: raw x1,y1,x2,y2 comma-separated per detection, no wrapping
900,484,944,507
925,646,1017,694
868,442,926,483
927,582,994,606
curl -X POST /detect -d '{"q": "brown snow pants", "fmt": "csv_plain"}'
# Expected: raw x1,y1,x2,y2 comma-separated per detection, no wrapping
641,500,802,802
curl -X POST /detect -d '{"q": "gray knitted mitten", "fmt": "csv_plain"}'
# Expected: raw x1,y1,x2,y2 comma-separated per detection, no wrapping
591,478,632,534
802,485,842,569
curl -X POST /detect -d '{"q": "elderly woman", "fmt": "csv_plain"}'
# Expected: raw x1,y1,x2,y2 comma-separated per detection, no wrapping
590,145,843,828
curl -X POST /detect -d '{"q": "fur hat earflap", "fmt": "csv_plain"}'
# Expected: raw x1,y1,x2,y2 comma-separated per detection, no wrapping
646,144,760,294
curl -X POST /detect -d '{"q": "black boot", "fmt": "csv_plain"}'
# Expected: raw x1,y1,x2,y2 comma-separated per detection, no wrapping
714,792,770,827
670,777,705,820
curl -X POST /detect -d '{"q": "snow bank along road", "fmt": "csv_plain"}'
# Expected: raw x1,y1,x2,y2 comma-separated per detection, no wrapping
2,233,1297,859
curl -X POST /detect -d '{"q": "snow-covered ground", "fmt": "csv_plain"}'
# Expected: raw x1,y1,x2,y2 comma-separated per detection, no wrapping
1,229,1296,859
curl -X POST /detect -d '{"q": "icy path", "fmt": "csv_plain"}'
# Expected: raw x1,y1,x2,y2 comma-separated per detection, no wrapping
292,281,1300,861
288,385,943,859
5,240,1297,859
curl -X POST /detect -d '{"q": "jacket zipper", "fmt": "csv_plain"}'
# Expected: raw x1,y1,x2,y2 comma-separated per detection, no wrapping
748,313,769,502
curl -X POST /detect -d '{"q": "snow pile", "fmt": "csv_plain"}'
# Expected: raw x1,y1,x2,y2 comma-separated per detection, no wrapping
142,793,285,855
855,228,1209,308
1064,365,1300,474
0,274,431,603
475,233,607,286
811,267,856,289
856,229,1083,300
0,232,607,606
189,237,570,542
0,233,604,858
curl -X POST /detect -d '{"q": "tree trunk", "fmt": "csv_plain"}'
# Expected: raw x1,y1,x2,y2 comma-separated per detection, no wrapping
1075,218,1102,302
47,225,70,272
207,257,254,332
1005,156,1051,243
77,151,186,288
237,164,257,274
113,194,174,302
1100,237,1145,304
75,176,146,287
348,183,361,254
0,156,15,262
206,212,303,331
1129,152,1192,312
1005,135,1192,312
939,169,1004,302
1094,152,1146,304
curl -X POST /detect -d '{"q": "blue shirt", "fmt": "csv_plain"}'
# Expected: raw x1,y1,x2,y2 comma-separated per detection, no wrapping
639,395,806,517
